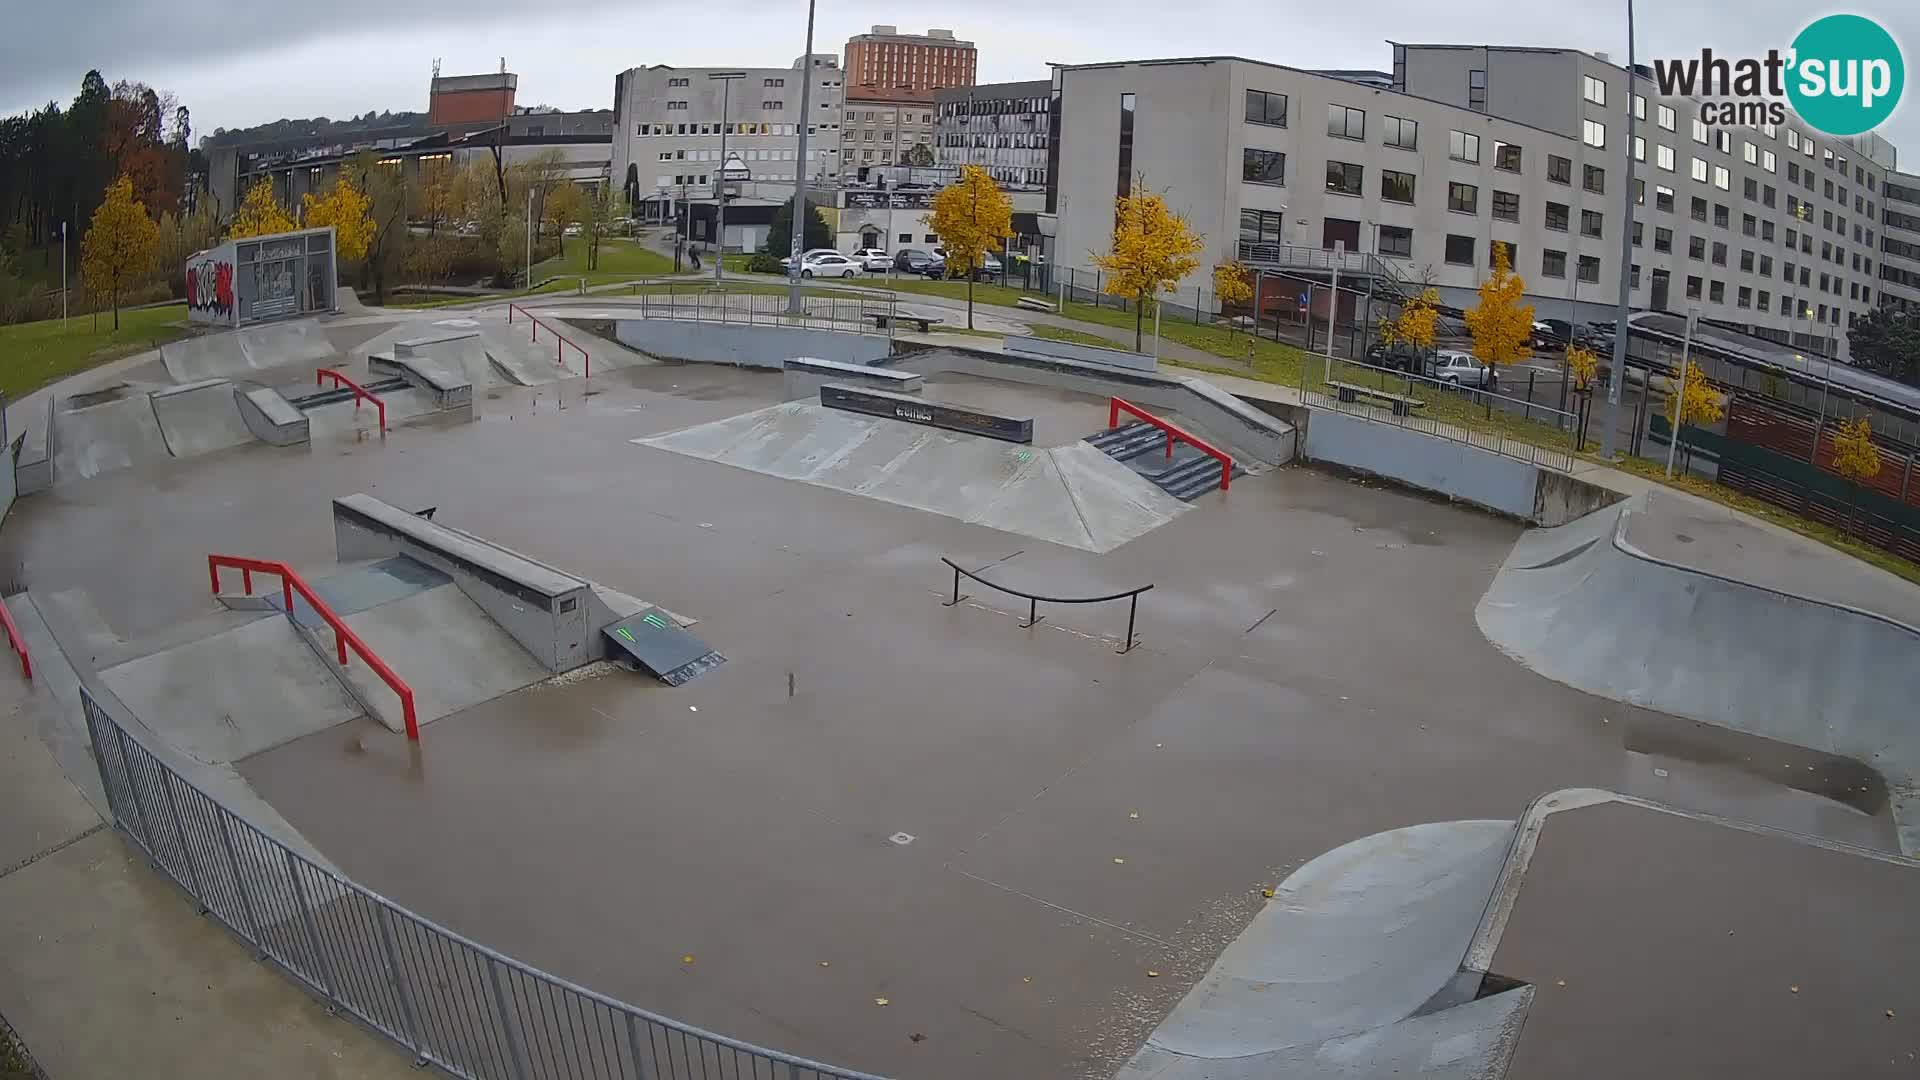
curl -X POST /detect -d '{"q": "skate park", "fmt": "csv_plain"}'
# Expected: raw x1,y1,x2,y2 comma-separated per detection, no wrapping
4,290,1919,1080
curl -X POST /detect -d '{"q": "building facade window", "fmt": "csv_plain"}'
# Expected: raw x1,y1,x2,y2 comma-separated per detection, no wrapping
1445,234,1475,264
1242,148,1285,186
1383,115,1417,150
1584,164,1605,194
1494,141,1522,171
1657,145,1676,171
1545,201,1570,231
1450,130,1481,163
1245,89,1289,127
1116,92,1135,200
1654,227,1673,252
1325,160,1364,196
1468,69,1487,111
1581,209,1603,238
1239,208,1286,246
1578,254,1601,283
1656,185,1675,212
1691,157,1709,183
1542,249,1567,277
1448,181,1479,214
1583,119,1605,148
1658,104,1676,130
1692,116,1709,144
1547,155,1572,184
1327,103,1366,140
1492,190,1519,221
1583,75,1606,104
1378,225,1413,257
1380,168,1416,203
1714,165,1730,191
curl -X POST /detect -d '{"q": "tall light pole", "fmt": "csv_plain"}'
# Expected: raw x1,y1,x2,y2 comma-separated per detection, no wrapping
1601,0,1639,459
710,71,746,283
787,1,818,315
60,220,68,330
525,190,533,289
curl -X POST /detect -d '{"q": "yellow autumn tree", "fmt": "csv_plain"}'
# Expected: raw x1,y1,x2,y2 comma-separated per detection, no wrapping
1663,359,1725,471
1382,287,1442,355
925,164,1013,329
1830,415,1883,536
1093,186,1205,351
1213,260,1253,328
80,175,159,330
230,178,297,238
302,172,374,261
1464,242,1534,369
1564,343,1601,450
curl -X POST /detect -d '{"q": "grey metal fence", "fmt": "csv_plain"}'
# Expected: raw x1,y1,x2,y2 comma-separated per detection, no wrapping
80,684,887,1080
624,284,897,336
1301,355,1579,473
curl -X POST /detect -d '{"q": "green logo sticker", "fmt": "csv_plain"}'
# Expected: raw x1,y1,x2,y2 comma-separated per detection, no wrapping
1785,15,1905,136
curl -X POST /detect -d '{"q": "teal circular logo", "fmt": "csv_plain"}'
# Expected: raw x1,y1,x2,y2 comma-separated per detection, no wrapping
1786,14,1904,136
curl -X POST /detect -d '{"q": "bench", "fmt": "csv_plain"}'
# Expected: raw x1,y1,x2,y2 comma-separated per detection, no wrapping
866,312,942,333
1325,379,1427,417
1015,296,1058,313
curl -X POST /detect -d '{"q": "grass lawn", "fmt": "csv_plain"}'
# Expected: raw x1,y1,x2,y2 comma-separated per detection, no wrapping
0,304,191,399
620,281,869,301
1030,324,1130,349
532,236,675,283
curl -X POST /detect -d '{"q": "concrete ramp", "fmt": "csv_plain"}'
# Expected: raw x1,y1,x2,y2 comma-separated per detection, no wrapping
637,401,1190,553
323,583,550,733
51,390,170,482
160,318,336,382
1477,494,1920,849
150,378,255,457
98,613,366,763
1116,820,1522,1080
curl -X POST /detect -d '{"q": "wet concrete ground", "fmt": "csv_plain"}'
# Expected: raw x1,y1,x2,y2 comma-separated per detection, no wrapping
1493,799,1920,1078
2,355,1896,1080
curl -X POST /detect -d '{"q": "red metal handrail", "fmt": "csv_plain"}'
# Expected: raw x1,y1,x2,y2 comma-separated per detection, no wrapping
208,554,419,740
0,596,31,681
1108,396,1234,492
316,368,388,433
507,303,591,378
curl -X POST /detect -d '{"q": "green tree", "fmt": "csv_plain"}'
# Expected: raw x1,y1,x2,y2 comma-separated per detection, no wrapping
80,174,158,329
762,195,831,259
577,182,617,271
926,164,1014,329
1847,305,1920,385
903,142,935,167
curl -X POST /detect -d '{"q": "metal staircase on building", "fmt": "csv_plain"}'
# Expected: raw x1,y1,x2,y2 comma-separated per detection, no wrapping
1236,241,1419,307
1085,422,1243,501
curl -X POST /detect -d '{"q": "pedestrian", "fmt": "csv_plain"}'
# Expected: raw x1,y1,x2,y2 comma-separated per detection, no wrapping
689,244,703,271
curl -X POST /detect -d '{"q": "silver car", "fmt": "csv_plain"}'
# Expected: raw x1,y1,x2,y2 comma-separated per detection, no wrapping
1428,350,1500,389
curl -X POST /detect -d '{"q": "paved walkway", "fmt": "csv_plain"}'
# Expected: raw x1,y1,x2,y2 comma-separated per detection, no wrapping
0,668,418,1078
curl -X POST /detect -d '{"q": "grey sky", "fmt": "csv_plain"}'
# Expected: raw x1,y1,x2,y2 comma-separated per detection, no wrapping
2,0,1915,160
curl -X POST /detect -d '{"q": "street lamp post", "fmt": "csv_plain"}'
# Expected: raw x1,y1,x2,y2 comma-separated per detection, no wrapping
787,0,818,315
710,71,746,283
1665,306,1697,478
525,190,533,289
1601,0,1640,459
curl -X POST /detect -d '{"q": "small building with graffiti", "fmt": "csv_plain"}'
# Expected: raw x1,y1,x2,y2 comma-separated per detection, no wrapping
184,226,338,327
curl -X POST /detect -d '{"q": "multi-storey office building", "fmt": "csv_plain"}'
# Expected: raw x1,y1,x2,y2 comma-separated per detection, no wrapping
1880,172,1920,312
840,97,937,181
610,56,845,221
843,26,976,98
1049,45,1907,361
934,80,1052,190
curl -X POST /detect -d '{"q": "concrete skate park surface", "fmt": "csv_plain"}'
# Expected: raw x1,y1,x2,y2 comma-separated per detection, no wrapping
1478,490,1920,849
3,334,1906,1078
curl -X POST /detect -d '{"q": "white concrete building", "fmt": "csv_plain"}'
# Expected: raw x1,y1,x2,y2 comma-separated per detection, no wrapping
840,97,936,181
1881,172,1920,312
935,80,1052,190
1049,46,1909,361
611,56,845,221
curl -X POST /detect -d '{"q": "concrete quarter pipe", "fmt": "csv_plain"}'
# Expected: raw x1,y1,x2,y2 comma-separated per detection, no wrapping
1476,492,1920,850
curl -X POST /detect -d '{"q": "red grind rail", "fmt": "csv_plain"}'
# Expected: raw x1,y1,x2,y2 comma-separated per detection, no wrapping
0,596,31,680
507,303,591,378
208,555,419,740
316,368,388,432
1108,396,1234,492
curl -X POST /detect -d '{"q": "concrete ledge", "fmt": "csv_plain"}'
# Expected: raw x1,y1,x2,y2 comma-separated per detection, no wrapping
611,318,890,369
1004,333,1157,372
820,382,1033,443
235,386,310,447
782,356,921,401
1303,409,1539,519
13,395,51,496
368,349,475,413
332,494,592,672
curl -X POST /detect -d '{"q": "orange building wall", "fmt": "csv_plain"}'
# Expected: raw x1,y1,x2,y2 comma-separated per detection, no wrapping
844,40,976,98
429,89,516,126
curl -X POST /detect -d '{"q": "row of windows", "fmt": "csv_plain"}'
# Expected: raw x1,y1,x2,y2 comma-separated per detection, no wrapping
637,122,813,136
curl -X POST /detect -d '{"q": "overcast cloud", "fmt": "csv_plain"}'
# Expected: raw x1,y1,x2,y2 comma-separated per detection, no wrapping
1,0,1915,158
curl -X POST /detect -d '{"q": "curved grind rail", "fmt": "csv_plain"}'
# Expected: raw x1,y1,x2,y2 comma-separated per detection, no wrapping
507,302,591,377
316,368,388,432
940,557,1154,654
208,554,419,739
1109,396,1233,492
0,596,30,680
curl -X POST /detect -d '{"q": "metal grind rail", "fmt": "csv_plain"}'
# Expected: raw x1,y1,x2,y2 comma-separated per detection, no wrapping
940,557,1154,653
315,368,388,433
507,303,591,377
0,595,30,680
1109,397,1234,492
207,554,419,740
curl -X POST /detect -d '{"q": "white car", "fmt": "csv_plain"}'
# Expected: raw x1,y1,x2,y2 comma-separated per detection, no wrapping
850,248,892,271
779,248,843,272
800,253,863,278
1427,350,1500,389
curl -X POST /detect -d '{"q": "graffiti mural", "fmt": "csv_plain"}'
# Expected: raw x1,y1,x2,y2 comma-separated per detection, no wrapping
184,254,235,324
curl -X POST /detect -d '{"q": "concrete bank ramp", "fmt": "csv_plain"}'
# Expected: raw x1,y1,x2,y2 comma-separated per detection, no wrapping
160,318,334,383
323,583,549,733
1116,820,1523,1079
636,401,1190,553
98,613,366,763
51,389,172,481
150,378,255,457
1476,493,1920,847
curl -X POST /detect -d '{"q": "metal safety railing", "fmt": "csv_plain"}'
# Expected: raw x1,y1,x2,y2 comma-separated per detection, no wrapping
1108,397,1234,492
621,283,898,336
316,368,388,433
79,681,889,1080
507,303,591,378
1301,355,1579,473
0,595,30,680
208,554,419,740
940,557,1154,654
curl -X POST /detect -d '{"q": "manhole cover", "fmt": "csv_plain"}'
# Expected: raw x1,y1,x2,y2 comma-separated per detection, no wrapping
888,832,916,846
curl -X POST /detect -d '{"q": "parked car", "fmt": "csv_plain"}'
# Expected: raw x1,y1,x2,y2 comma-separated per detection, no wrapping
893,248,935,273
1365,341,1425,372
922,252,1003,281
850,248,892,272
800,253,862,278
1428,350,1500,389
778,248,843,272
1530,321,1559,350
1536,318,1599,350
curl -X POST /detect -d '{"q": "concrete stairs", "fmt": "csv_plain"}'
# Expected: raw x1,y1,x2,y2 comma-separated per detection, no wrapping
1086,421,1244,501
